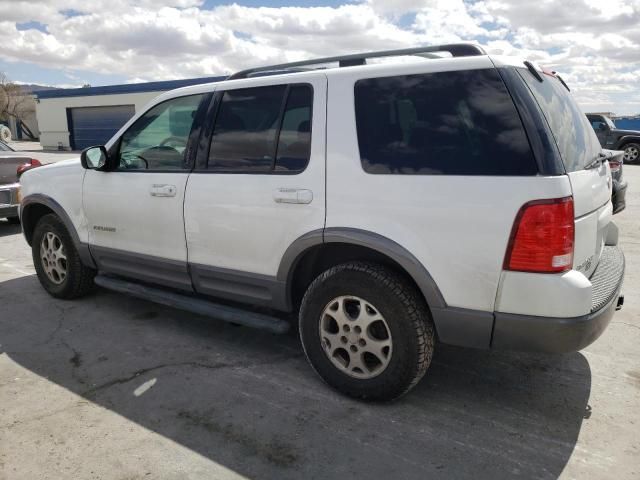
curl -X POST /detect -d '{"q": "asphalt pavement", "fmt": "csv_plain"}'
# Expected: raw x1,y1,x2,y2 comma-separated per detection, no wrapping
0,164,638,479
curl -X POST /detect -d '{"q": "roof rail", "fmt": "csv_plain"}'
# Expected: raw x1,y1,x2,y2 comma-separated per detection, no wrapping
227,43,486,80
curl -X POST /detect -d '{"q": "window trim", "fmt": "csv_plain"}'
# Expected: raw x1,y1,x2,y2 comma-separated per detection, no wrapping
195,82,314,175
108,92,211,173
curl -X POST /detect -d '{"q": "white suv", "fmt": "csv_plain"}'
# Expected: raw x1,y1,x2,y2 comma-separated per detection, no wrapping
19,44,625,401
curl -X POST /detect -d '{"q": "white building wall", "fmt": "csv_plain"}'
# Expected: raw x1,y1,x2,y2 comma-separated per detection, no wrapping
36,91,163,150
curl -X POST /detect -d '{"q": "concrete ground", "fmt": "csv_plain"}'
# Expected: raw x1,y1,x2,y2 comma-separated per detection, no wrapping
0,168,638,480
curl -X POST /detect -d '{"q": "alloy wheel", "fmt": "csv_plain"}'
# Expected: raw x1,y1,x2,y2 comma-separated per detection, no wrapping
40,232,67,285
319,296,393,379
623,145,639,162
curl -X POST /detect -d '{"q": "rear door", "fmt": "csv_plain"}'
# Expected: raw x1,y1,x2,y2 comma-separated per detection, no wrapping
183,73,326,308
519,69,611,277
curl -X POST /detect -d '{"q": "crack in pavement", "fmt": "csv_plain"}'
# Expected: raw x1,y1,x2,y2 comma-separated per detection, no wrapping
82,353,304,397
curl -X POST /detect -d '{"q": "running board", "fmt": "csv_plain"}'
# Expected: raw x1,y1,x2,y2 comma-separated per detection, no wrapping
94,274,290,334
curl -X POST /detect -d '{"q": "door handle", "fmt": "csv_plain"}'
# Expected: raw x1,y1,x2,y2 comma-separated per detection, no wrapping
273,188,313,204
150,184,177,197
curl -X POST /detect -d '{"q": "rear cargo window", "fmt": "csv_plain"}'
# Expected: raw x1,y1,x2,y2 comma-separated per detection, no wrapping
354,69,537,175
518,70,601,172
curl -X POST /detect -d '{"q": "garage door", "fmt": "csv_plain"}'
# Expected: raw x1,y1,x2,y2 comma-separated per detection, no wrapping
68,105,135,150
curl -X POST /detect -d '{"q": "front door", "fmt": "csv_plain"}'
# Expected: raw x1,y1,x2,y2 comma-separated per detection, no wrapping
83,93,206,290
184,74,327,309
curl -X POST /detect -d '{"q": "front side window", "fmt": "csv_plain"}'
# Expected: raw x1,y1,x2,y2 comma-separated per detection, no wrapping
354,69,537,175
118,94,204,170
588,116,604,130
208,84,313,173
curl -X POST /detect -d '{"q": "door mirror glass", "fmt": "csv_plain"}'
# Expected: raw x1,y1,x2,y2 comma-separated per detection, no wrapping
81,146,107,170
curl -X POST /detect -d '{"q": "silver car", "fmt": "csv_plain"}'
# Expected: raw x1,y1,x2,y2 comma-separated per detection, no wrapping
0,141,42,223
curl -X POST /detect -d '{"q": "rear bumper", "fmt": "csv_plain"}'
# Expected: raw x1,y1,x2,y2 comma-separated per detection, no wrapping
612,180,627,215
491,246,625,353
0,183,20,219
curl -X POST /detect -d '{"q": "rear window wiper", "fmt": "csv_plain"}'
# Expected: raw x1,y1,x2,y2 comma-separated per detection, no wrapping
523,61,543,82
555,74,571,92
585,152,607,170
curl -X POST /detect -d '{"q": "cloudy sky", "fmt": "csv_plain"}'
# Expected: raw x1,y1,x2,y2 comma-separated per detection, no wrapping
0,0,639,114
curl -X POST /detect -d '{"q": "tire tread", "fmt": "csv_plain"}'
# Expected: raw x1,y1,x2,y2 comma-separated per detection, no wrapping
299,261,435,401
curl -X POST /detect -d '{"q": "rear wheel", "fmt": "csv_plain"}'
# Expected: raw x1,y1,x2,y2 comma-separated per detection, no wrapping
623,143,640,164
32,214,95,299
299,262,435,401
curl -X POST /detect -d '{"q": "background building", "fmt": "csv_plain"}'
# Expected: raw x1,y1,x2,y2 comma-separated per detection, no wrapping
35,76,224,150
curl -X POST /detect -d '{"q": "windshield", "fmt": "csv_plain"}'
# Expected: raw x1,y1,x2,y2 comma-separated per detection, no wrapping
518,69,601,172
603,116,616,129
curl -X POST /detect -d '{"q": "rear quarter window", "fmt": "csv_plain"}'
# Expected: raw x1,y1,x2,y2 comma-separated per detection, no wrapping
518,70,601,172
354,69,537,175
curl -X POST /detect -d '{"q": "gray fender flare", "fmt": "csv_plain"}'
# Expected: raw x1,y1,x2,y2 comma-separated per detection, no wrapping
616,135,640,149
21,194,96,268
277,227,495,349
277,227,447,310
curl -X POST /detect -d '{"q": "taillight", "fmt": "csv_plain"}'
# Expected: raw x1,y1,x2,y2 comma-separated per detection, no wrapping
609,160,621,173
504,197,574,273
16,158,42,177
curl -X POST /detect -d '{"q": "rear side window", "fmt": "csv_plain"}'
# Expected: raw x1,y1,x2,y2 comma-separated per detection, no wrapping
208,84,313,173
518,71,601,172
354,69,537,175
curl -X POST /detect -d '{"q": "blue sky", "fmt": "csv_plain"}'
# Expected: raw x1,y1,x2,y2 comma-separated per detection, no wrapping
0,0,638,114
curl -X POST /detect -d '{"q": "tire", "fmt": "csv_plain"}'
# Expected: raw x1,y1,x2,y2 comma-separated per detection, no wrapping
32,214,95,299
299,262,435,401
6,216,20,224
623,143,640,164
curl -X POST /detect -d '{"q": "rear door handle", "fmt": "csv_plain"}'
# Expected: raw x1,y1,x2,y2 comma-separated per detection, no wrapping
150,184,177,197
273,188,313,204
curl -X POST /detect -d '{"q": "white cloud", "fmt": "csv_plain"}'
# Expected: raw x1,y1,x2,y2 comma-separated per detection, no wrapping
0,0,638,114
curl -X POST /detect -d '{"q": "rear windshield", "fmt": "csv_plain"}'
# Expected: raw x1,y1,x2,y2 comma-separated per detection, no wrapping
518,70,601,172
354,69,537,175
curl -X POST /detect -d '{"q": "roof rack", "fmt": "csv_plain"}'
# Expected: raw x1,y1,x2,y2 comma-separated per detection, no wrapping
227,43,486,80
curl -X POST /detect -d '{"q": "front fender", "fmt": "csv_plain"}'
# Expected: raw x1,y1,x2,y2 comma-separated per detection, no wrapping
615,135,640,149
20,193,95,268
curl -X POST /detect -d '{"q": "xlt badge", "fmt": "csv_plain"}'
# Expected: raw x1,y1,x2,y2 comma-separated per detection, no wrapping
93,225,116,232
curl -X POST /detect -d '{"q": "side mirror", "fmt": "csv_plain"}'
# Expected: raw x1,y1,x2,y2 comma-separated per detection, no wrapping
598,122,608,131
80,145,108,170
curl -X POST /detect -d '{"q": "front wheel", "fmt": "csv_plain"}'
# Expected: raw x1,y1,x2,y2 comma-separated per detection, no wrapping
623,143,640,164
299,262,435,401
32,214,96,299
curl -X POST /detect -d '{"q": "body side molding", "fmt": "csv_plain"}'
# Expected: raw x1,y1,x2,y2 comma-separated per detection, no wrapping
21,193,96,269
190,263,288,310
91,245,193,292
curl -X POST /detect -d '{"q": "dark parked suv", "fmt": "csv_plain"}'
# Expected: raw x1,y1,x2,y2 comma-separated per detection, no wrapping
587,114,640,164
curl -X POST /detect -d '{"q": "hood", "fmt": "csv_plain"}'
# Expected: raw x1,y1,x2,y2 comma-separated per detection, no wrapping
19,156,81,182
613,128,640,137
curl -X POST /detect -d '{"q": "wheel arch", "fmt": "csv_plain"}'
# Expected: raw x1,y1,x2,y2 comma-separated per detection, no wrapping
277,228,447,313
20,194,95,268
616,136,640,149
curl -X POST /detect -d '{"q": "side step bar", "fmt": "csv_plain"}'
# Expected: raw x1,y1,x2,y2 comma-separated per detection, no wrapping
94,274,290,334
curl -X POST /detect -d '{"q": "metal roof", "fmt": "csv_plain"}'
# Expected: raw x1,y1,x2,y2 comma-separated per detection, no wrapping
35,76,226,100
